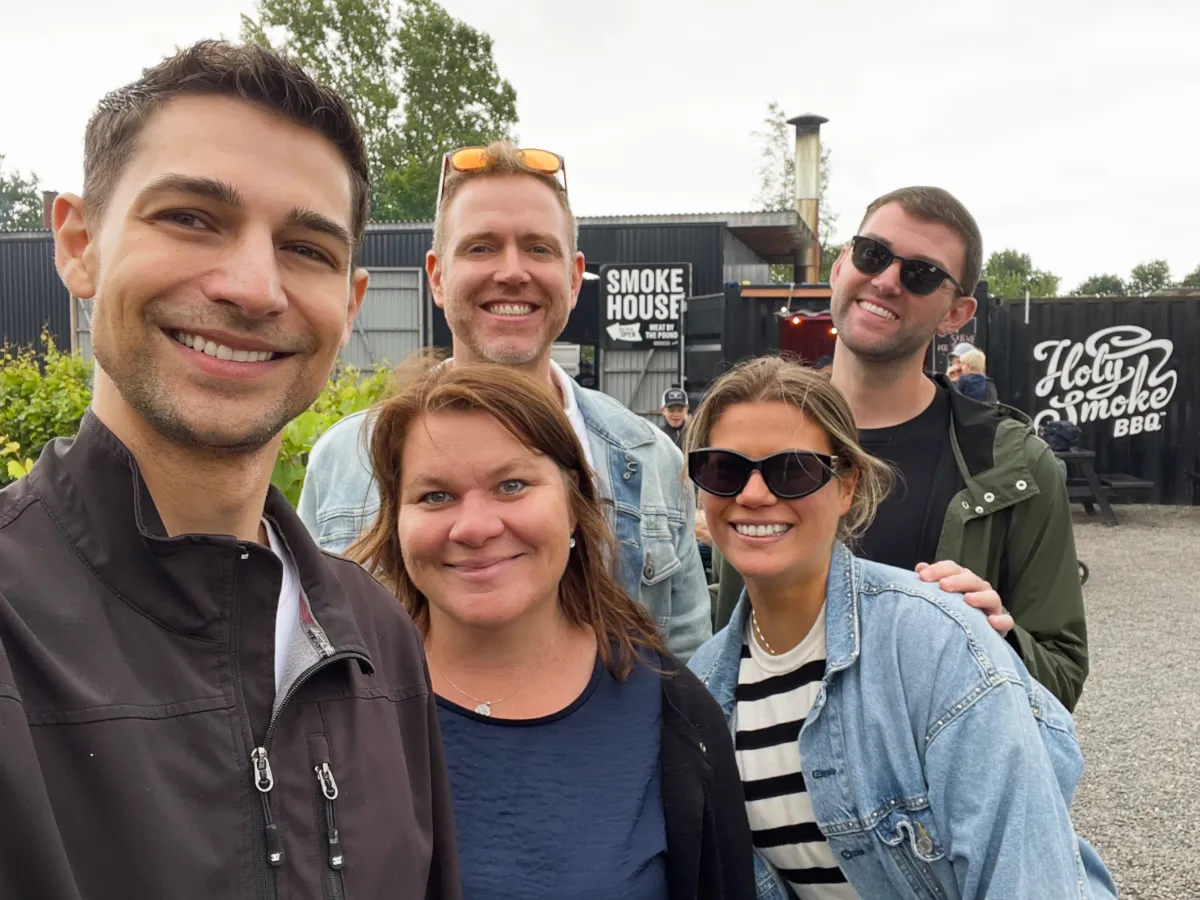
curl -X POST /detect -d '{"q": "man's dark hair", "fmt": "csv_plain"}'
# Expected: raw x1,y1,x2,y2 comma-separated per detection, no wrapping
83,39,370,248
860,186,983,298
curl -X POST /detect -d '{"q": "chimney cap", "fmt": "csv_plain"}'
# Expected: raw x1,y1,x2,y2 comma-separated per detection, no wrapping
787,113,829,132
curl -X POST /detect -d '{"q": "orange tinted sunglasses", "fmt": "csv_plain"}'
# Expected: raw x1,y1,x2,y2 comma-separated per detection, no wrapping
435,146,567,212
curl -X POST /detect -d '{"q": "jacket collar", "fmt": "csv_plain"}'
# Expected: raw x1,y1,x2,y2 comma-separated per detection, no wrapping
571,382,658,451
697,543,863,716
28,410,371,652
931,373,1041,510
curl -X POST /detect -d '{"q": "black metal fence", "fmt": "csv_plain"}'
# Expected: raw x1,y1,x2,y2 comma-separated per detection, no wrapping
0,232,69,352
987,295,1200,505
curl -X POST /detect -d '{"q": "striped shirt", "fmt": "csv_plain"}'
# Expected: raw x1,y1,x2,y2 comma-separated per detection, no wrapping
735,607,860,899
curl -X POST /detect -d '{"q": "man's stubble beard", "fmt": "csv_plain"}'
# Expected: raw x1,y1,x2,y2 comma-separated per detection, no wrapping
444,285,570,369
92,324,318,456
831,286,938,367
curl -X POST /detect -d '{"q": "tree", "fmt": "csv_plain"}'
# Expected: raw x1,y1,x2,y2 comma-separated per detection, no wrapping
752,102,837,284
242,0,517,221
1181,264,1200,289
1073,273,1126,295
981,249,1060,298
0,154,43,231
1127,259,1173,295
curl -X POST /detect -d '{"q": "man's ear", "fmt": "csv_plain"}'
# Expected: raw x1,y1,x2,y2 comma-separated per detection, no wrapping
937,295,978,336
567,251,585,312
829,242,852,287
426,249,446,309
341,267,370,348
53,193,97,300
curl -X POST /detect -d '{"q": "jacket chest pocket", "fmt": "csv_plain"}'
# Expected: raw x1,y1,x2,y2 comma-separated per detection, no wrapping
875,806,950,899
315,501,380,554
638,517,682,631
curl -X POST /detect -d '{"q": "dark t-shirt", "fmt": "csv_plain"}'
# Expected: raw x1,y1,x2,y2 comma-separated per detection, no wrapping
857,386,955,570
660,422,686,449
436,652,669,900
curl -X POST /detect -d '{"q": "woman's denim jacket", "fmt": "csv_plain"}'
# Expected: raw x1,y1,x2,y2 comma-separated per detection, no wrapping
687,544,1119,900
296,382,713,661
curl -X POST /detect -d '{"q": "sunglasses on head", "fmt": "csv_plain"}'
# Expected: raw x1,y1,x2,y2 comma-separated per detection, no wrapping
688,448,842,500
850,235,968,297
435,146,568,213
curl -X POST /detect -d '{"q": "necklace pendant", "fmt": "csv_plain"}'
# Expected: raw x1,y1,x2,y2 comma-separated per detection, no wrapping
474,702,492,716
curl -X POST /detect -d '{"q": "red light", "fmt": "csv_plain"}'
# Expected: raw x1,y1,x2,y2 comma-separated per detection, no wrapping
829,326,838,336
791,316,801,325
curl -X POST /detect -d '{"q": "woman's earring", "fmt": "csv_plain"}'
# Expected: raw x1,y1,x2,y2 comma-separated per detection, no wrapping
569,536,577,549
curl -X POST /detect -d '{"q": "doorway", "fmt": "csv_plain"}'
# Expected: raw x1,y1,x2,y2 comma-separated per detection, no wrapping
777,313,837,365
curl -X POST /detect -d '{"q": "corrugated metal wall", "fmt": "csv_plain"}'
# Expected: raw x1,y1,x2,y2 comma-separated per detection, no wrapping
579,224,724,296
988,295,1200,505
0,232,70,351
601,347,681,419
342,268,424,369
723,232,771,284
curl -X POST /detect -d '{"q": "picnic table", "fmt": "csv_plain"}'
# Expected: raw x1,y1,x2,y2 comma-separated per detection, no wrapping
1056,448,1155,527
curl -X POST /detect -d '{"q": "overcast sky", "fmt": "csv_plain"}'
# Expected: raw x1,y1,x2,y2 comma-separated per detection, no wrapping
3,0,1196,288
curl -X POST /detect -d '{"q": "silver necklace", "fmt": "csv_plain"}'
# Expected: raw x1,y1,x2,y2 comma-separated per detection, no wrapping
751,611,778,655
432,633,561,717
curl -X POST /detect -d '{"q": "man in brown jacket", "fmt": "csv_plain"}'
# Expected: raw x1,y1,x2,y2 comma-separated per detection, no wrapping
0,41,461,899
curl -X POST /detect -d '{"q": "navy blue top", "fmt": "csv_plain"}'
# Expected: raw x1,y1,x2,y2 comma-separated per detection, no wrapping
436,651,669,900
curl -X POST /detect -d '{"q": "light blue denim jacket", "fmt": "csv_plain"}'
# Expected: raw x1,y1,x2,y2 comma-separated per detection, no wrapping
296,382,713,660
688,544,1119,900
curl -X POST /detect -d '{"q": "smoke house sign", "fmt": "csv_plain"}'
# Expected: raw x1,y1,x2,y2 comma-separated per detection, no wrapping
601,263,690,348
1032,325,1178,438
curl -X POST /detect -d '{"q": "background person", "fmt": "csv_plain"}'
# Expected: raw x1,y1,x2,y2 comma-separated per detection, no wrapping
660,387,690,448
686,356,1117,900
347,359,756,900
711,186,1089,711
299,141,712,661
954,348,999,404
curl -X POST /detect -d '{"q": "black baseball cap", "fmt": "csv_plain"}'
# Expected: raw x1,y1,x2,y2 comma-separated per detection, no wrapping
662,388,689,408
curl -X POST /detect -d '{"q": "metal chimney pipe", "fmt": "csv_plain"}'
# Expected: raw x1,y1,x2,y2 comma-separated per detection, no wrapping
788,113,827,284
41,190,58,230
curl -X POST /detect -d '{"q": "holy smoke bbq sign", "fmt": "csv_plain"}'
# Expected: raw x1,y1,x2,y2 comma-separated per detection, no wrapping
600,263,691,349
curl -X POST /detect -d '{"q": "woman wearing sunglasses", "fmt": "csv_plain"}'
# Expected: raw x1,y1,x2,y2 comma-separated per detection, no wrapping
685,356,1117,900
346,357,756,900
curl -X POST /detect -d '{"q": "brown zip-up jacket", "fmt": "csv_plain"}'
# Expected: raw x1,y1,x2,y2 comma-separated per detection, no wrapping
0,412,462,900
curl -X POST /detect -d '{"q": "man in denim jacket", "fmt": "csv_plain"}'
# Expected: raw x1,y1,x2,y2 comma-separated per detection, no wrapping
298,142,712,661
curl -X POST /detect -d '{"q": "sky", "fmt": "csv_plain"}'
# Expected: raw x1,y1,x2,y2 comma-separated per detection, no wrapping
2,0,1196,289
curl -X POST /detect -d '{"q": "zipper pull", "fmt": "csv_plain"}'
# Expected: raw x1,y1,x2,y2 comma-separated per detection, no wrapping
252,747,285,866
252,747,274,793
315,762,344,870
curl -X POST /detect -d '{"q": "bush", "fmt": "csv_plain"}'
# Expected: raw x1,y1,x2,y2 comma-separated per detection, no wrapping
0,330,392,501
271,363,393,506
0,331,93,486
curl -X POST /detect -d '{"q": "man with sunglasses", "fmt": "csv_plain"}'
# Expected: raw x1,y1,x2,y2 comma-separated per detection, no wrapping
712,186,1088,712
299,142,713,661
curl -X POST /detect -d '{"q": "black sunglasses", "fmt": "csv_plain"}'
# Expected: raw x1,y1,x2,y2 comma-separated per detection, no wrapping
688,448,842,500
850,235,968,297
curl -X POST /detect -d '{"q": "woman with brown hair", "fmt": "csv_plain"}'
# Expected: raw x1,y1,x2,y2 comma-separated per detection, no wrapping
347,357,754,900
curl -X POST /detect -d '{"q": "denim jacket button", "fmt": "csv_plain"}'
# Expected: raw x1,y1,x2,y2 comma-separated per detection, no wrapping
623,472,632,481
644,560,655,579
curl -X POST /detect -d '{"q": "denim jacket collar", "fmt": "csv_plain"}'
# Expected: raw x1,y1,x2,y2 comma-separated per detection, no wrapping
571,381,659,451
696,543,863,716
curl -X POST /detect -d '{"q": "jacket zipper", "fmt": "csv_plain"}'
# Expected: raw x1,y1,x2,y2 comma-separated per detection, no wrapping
315,761,346,900
236,541,368,899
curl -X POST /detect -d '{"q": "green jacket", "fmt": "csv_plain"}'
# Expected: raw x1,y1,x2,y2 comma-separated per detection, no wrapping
710,377,1089,711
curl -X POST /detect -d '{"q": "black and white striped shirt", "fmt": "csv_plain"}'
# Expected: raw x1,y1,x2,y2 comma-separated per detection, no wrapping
735,607,860,899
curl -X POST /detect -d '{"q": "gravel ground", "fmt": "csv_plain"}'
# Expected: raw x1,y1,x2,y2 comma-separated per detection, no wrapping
1068,504,1200,899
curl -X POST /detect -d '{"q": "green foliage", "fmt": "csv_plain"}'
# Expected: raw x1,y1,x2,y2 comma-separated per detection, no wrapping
1181,264,1200,289
0,153,44,232
243,0,518,223
1073,273,1126,295
271,363,393,505
981,249,1061,299
0,332,94,485
1127,259,1173,295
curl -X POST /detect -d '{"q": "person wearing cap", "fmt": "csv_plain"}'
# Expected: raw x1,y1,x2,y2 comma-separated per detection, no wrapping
947,340,976,382
660,387,690,449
